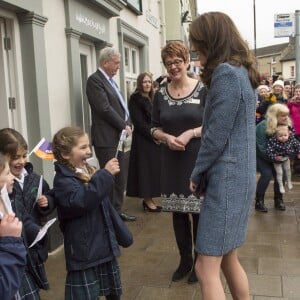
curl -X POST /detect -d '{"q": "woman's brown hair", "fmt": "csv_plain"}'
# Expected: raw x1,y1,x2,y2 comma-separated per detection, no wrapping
189,12,260,89
161,40,190,65
133,72,154,100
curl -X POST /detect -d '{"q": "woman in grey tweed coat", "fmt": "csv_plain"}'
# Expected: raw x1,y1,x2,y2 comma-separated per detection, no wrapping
189,12,260,299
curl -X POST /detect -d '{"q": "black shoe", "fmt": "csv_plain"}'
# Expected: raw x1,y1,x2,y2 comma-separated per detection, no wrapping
142,200,162,212
172,261,192,282
274,201,286,211
119,212,136,222
255,201,268,213
274,195,286,211
187,268,198,284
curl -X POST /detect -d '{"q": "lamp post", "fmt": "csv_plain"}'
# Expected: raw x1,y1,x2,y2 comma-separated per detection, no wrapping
296,10,300,83
253,0,257,56
267,62,272,77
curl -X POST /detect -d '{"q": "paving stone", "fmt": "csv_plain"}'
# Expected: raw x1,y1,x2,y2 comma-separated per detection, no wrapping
282,276,300,299
40,178,300,299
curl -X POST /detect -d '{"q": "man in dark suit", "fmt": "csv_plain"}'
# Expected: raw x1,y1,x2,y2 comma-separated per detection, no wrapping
86,47,136,221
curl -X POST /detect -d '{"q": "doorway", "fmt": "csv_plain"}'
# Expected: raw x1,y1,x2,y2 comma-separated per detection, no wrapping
0,17,21,130
79,41,99,167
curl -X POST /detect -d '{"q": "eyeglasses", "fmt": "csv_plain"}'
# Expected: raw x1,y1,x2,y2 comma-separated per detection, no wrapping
165,59,184,68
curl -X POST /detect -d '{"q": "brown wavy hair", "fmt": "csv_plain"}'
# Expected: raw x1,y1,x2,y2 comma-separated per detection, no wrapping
52,126,95,183
133,72,154,101
189,12,260,89
0,128,28,158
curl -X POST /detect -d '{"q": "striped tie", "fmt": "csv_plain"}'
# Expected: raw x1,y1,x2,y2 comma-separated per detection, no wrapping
109,77,129,120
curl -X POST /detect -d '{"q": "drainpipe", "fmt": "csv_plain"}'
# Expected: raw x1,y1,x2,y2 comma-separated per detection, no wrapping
158,0,166,72
295,10,300,83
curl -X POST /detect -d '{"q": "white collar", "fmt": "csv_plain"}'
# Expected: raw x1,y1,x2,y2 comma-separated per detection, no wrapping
14,168,28,186
98,67,111,82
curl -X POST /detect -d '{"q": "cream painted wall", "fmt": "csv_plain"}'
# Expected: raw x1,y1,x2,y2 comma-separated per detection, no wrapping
42,0,71,135
164,0,181,41
282,61,295,81
112,0,163,79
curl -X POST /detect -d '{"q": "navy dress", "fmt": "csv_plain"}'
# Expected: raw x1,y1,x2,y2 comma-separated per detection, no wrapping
152,82,206,212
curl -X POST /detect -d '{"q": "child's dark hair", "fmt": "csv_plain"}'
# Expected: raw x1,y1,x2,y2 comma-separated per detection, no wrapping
52,126,95,183
0,153,8,174
0,128,28,158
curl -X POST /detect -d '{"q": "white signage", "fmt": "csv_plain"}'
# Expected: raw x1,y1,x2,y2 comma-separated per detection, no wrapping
75,12,106,36
146,10,159,28
274,13,295,38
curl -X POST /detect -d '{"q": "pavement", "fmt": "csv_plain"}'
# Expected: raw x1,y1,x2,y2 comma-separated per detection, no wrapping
40,177,300,300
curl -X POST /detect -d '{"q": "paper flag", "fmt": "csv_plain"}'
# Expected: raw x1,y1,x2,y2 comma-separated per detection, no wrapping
29,218,56,248
0,184,13,217
32,175,43,209
115,129,127,157
29,138,54,160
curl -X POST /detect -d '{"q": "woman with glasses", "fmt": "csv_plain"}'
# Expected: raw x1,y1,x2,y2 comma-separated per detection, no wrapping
151,41,206,284
126,72,161,211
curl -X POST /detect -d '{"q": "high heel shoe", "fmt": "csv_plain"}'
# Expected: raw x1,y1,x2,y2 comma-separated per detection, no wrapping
142,200,162,212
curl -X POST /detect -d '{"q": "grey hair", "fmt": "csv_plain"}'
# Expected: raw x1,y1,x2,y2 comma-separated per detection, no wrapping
98,47,121,66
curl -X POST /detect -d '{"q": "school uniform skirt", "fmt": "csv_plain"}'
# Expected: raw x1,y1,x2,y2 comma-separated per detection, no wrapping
18,270,40,300
65,258,122,300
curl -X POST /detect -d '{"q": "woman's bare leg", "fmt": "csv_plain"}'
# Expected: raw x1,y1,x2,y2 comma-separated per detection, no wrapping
195,254,226,300
221,249,250,300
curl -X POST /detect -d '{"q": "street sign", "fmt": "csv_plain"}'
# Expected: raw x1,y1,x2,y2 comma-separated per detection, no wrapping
274,13,295,37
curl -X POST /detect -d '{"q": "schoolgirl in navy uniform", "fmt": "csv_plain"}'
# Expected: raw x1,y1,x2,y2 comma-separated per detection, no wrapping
52,126,122,300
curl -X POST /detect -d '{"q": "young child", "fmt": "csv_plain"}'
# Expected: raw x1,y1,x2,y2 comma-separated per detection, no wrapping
266,125,300,193
52,126,122,300
0,128,55,298
0,153,27,300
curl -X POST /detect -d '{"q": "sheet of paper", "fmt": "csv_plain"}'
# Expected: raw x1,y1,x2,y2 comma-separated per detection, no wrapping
0,185,13,215
115,129,127,157
33,175,43,209
29,217,56,248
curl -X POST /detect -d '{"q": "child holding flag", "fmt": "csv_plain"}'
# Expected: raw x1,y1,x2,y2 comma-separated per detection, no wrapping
0,128,56,297
52,126,123,300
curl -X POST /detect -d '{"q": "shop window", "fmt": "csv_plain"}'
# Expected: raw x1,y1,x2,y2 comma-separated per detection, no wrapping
126,0,142,14
290,66,295,77
123,42,139,99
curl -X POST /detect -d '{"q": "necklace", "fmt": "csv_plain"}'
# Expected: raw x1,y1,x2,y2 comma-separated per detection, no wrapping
171,85,184,97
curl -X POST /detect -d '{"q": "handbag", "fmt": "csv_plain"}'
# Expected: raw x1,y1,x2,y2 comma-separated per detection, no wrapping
109,204,133,248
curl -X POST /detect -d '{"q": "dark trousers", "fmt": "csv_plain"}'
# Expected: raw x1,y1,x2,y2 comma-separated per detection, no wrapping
172,212,199,263
256,156,280,196
94,147,128,212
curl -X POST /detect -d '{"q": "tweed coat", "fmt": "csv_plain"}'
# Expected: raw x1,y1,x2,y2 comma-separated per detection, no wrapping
190,63,257,256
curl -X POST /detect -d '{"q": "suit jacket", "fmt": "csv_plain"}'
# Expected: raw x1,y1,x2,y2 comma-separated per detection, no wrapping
86,69,127,148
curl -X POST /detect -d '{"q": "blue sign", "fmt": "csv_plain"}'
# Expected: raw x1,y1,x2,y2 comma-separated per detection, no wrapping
274,13,295,37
